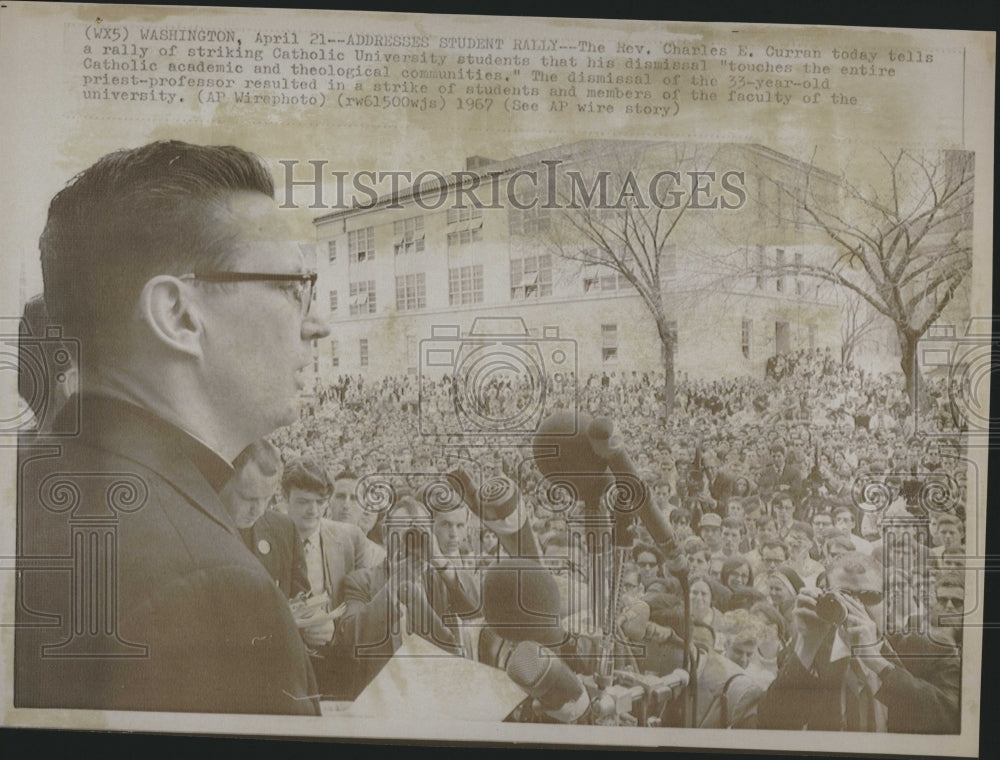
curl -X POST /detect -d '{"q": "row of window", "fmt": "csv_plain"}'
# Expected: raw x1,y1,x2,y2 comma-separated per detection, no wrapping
754,247,806,295
328,255,627,315
327,338,367,368
326,205,555,265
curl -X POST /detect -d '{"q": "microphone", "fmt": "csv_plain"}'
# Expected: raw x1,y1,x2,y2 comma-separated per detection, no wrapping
505,641,590,723
532,412,678,554
481,558,567,647
450,469,542,558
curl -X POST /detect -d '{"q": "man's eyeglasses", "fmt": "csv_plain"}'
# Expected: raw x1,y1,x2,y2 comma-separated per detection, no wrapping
180,271,318,317
936,595,964,610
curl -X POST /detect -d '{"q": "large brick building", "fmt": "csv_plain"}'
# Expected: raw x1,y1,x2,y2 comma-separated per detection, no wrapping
309,140,843,383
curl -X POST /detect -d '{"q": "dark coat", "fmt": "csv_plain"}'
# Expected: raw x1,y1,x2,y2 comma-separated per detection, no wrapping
756,633,960,733
15,395,319,715
241,509,310,599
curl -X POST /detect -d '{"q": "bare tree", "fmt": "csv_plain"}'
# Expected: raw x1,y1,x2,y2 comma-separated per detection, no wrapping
775,149,973,406
840,291,883,368
542,142,722,417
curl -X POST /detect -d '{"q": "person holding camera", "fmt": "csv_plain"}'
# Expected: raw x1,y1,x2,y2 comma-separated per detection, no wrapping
756,552,960,733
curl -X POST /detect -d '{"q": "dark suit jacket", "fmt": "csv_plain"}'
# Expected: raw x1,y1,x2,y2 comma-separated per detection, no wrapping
15,395,319,715
336,561,480,699
242,510,309,599
756,633,960,733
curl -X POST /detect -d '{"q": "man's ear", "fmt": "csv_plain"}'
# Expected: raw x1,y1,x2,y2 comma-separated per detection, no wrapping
136,275,204,359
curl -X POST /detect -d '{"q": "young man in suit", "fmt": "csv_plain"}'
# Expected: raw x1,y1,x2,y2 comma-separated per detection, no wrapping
282,455,384,698
220,439,309,599
16,141,329,714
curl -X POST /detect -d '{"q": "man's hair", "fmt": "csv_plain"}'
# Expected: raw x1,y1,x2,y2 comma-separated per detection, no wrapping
282,455,333,498
936,514,962,529
333,469,359,483
935,571,965,590
789,520,813,540
41,140,275,352
832,505,855,521
756,514,777,531
771,492,793,509
721,516,744,532
760,539,789,559
233,439,282,478
632,543,664,564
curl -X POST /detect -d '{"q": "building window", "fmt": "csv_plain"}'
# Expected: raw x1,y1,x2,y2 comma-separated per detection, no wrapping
327,240,337,263
775,248,786,293
742,319,753,359
448,205,482,224
601,323,618,363
583,264,630,293
348,227,375,263
449,264,484,306
447,226,483,247
359,338,369,368
330,339,339,368
794,251,804,295
395,273,426,311
508,202,551,236
447,205,483,248
393,216,425,255
755,245,765,290
349,280,376,315
511,255,553,299
329,290,337,313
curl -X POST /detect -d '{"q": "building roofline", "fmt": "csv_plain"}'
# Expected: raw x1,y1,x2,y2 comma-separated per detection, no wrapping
312,139,840,227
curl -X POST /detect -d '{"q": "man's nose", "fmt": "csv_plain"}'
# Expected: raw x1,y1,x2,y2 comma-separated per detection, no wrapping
302,312,331,340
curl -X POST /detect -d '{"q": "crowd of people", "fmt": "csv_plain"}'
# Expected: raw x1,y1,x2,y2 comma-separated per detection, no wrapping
263,347,967,730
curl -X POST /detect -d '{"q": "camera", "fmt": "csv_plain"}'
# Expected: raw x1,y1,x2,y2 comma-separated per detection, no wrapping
815,591,849,626
419,317,577,439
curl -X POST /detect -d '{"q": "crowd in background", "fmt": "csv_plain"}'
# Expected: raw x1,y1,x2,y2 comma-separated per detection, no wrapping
267,346,967,728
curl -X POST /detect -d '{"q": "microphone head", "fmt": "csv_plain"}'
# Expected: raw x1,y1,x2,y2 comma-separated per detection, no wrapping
482,559,566,646
533,411,613,511
478,475,523,533
505,641,588,720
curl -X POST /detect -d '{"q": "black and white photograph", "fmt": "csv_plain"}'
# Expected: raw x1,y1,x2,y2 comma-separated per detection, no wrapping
1,3,993,756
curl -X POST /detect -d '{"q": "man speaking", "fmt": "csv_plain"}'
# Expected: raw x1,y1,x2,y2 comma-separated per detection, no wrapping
16,141,329,714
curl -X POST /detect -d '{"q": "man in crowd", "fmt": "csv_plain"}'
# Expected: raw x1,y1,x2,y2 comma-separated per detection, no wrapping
786,521,824,587
337,495,481,699
220,439,309,599
16,141,327,713
810,510,835,560
833,506,874,555
757,552,960,733
328,468,379,540
930,514,965,569
283,455,384,698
